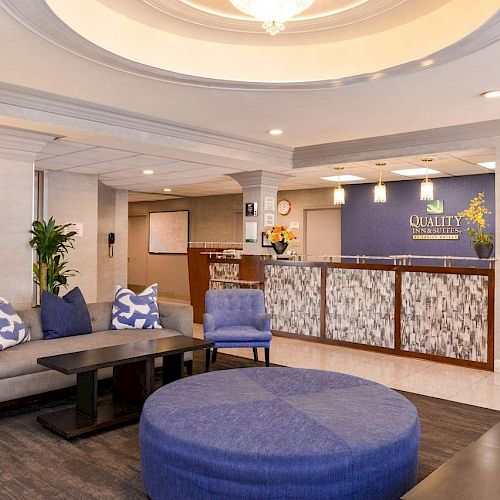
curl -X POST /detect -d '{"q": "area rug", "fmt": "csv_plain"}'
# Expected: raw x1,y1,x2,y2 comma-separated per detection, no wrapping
0,352,499,499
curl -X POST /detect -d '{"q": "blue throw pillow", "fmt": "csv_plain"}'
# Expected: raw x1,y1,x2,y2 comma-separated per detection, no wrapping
41,287,92,340
111,284,162,330
0,297,30,350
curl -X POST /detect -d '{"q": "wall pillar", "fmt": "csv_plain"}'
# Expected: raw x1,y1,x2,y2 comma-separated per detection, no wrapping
495,137,500,370
230,171,290,255
0,128,55,308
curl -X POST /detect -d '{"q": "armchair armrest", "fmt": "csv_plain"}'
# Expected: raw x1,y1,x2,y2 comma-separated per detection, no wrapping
256,313,272,332
158,301,193,337
203,313,216,333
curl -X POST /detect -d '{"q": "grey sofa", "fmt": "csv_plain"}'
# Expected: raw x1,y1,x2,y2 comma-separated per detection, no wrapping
0,300,193,403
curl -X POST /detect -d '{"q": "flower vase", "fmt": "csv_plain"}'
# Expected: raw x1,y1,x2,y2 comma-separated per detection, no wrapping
474,242,493,259
271,241,288,255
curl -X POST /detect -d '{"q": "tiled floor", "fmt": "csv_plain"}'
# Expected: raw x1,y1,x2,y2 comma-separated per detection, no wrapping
193,324,499,411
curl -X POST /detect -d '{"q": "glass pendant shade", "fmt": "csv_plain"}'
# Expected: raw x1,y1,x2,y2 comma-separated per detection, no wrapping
420,178,434,201
333,185,345,205
374,183,387,203
229,0,315,35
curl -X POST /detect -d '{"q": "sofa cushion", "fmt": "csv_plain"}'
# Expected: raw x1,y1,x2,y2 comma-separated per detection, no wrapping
0,297,30,350
17,307,44,341
0,328,183,380
112,284,162,330
88,302,113,332
41,288,92,340
205,326,272,343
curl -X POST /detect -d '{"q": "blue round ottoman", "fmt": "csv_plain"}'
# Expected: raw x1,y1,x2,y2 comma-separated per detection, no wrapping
140,368,420,500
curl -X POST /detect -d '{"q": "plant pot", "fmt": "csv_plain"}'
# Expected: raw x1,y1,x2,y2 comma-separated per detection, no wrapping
474,242,493,259
271,241,288,255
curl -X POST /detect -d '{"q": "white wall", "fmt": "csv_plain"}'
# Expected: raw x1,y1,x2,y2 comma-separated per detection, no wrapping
0,159,34,308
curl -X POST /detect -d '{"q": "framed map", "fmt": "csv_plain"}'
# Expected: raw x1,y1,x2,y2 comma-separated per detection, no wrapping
149,211,189,254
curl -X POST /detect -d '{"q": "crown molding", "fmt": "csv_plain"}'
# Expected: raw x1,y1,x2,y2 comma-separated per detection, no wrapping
293,120,500,168
229,170,291,188
1,0,500,91
0,81,293,167
0,125,55,161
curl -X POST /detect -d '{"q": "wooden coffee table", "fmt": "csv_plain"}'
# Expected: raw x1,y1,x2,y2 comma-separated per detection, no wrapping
37,336,214,439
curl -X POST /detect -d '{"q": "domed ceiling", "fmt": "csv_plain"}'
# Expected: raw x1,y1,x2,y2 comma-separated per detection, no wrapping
141,0,410,33
4,0,500,88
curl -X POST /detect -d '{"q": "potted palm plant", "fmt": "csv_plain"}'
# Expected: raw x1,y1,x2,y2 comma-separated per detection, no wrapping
459,192,494,259
29,218,78,296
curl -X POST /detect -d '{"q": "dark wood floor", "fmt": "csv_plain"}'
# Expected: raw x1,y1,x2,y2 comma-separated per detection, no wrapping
1,352,499,499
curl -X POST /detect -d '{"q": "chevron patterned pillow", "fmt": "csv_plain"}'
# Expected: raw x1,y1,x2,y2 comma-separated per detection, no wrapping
111,283,162,330
0,297,30,350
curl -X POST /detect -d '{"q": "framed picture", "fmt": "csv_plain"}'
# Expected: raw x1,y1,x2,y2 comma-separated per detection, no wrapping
262,232,272,247
149,210,189,254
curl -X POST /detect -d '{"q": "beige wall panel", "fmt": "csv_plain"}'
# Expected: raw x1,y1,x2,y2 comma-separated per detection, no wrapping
0,159,34,309
46,171,98,302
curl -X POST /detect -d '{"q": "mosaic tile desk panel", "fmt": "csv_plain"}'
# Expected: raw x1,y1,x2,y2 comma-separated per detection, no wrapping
326,268,395,348
209,263,239,290
400,272,489,362
264,265,321,337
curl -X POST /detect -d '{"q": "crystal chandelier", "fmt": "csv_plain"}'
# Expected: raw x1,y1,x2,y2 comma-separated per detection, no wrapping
229,0,316,36
420,158,434,201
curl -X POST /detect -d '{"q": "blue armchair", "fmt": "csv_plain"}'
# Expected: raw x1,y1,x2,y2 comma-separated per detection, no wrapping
203,289,272,369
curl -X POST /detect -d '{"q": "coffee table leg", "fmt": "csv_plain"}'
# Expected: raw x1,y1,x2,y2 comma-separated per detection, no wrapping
113,359,154,405
76,370,98,420
205,348,211,372
163,353,183,385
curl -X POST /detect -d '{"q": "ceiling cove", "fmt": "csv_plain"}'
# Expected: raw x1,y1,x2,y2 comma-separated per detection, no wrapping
1,0,500,90
141,0,409,33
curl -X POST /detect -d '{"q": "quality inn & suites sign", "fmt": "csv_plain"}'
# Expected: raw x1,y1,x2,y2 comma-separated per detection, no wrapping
409,200,463,240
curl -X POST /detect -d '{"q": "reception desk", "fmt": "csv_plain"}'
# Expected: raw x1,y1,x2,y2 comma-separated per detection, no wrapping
188,248,494,370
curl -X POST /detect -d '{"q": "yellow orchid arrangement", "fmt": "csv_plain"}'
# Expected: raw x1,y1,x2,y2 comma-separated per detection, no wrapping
266,226,296,244
458,192,493,246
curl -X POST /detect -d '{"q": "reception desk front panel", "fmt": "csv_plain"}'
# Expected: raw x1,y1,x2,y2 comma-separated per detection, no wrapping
263,261,494,370
264,264,321,337
400,272,489,363
326,268,395,348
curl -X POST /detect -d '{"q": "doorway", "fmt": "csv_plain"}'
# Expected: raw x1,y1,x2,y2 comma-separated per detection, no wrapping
305,208,341,259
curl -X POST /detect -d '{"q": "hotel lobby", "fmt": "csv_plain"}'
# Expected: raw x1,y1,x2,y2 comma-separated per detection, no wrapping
0,1,500,499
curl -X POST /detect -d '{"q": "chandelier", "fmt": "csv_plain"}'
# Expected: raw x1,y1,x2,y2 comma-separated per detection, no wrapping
229,0,316,36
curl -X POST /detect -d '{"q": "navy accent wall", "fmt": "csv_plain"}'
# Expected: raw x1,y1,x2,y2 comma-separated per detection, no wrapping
341,174,495,258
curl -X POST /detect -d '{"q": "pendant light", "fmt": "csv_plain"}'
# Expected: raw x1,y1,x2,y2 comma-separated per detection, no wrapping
420,158,434,201
374,162,387,203
333,167,345,205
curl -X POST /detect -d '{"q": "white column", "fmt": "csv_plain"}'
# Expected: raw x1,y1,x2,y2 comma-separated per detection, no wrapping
495,137,500,370
230,171,290,255
0,128,55,308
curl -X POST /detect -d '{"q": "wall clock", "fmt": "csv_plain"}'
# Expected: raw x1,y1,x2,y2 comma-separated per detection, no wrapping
278,199,291,216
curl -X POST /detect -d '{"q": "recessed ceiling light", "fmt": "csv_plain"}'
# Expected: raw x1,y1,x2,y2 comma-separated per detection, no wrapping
163,188,172,192
481,90,500,99
143,169,154,175
391,168,441,176
420,59,434,67
322,175,365,182
268,129,283,136
477,161,496,169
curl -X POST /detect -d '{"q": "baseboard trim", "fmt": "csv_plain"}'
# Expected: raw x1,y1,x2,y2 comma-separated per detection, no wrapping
494,360,500,372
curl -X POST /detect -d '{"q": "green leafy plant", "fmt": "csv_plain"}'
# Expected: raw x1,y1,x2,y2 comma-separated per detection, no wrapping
29,218,78,296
